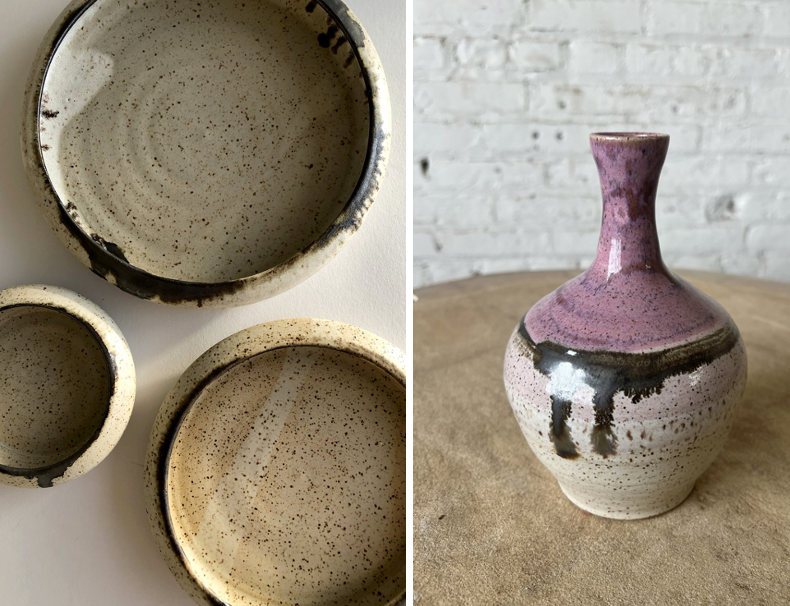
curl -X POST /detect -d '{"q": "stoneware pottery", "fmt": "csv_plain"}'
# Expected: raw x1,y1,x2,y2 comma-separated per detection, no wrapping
504,133,748,520
0,285,135,488
145,319,406,605
22,0,390,308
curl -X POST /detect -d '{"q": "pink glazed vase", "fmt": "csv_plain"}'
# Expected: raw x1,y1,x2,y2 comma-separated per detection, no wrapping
503,133,747,520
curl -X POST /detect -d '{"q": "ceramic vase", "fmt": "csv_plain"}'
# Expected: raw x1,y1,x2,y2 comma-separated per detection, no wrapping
503,133,747,520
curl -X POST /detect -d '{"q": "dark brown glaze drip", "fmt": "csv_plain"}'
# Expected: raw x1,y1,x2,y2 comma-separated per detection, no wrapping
91,233,130,264
517,318,740,458
318,0,366,48
331,36,347,54
318,24,339,47
550,395,579,459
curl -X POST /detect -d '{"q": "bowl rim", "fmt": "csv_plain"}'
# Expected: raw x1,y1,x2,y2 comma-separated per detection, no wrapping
22,0,392,309
0,285,136,488
144,318,406,606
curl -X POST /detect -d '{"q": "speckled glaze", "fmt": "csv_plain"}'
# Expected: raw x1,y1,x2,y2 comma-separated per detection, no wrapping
22,0,391,308
145,319,405,605
504,133,748,520
0,285,135,488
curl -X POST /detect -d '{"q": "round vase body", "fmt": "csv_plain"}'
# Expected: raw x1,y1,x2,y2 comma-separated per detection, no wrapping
503,133,747,520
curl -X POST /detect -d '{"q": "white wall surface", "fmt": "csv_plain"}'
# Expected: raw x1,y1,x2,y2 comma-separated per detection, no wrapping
0,1,405,604
414,0,790,288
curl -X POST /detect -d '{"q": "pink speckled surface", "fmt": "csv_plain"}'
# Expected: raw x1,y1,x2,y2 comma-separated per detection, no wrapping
526,134,732,354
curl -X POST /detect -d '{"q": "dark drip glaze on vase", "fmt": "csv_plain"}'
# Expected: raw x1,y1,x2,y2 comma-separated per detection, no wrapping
516,320,740,458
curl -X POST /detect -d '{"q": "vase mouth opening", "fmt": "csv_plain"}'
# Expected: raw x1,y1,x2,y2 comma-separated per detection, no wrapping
590,132,669,142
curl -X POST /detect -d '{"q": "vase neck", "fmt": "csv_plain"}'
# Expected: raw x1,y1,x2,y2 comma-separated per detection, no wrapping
588,133,670,280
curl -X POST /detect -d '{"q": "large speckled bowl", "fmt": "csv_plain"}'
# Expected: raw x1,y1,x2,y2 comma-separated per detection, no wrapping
145,319,405,606
22,0,390,308
0,285,135,488
504,133,748,520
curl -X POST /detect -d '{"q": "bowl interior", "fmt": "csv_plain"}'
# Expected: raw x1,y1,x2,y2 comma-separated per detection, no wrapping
40,0,370,284
0,306,110,470
165,345,406,605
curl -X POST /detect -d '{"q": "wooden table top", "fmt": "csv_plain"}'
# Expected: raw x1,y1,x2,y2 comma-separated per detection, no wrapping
414,270,790,606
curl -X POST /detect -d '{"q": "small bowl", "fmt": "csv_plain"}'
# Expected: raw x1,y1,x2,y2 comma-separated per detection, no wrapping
22,0,390,308
0,285,135,488
145,319,405,605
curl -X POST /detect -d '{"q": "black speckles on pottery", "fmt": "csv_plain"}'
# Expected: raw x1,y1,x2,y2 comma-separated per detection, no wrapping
145,320,406,604
517,320,740,460
0,285,135,488
23,0,390,309
503,133,749,519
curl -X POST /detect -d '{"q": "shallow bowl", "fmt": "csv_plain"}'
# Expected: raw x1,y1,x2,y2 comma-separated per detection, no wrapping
145,319,405,605
0,285,135,488
23,0,390,308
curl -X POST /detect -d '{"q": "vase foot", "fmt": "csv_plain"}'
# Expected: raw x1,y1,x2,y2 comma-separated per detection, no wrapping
557,480,696,520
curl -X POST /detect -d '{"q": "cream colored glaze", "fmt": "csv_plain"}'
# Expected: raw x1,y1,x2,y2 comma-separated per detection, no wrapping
168,346,405,605
0,306,109,469
0,285,135,488
41,0,368,283
23,0,391,308
146,319,405,606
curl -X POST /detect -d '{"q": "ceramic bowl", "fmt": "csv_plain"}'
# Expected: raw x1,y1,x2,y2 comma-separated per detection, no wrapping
22,0,390,308
0,285,135,488
145,319,405,605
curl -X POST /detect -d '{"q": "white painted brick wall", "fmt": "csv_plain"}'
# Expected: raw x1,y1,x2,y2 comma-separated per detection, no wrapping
414,0,790,288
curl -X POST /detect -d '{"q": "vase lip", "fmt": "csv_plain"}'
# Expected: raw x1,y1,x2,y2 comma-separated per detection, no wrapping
590,132,669,142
